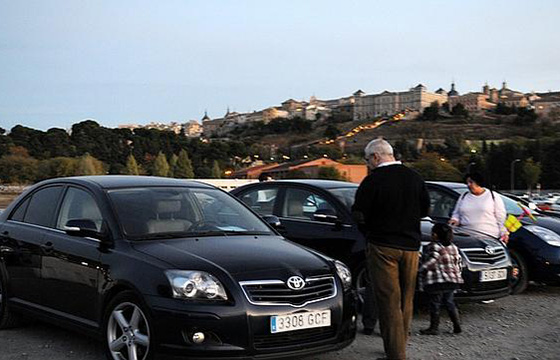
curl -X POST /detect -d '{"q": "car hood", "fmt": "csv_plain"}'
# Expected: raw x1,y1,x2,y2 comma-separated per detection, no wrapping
131,235,333,282
421,221,503,249
525,216,560,234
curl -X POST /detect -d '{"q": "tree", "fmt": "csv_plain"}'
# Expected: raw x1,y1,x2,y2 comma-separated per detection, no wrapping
514,108,538,126
451,103,469,118
36,157,78,180
211,160,222,179
324,125,340,140
125,154,140,175
420,102,440,121
175,149,194,178
409,153,462,182
522,158,541,194
153,152,170,177
0,155,39,184
76,154,105,175
317,166,347,181
169,154,179,177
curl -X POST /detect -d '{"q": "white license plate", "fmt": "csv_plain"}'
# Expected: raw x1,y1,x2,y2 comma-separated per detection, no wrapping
480,269,508,282
270,310,331,334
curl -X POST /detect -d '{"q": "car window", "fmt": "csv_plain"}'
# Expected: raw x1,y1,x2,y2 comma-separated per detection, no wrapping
428,188,457,219
282,188,336,221
329,187,358,210
108,187,272,239
239,188,278,216
24,186,64,228
9,197,30,222
57,187,104,232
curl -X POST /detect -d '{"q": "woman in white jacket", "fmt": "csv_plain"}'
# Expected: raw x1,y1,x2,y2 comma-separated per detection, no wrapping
449,172,509,243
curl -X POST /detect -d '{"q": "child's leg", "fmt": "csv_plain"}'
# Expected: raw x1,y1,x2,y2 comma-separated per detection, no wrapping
421,291,442,335
443,291,462,334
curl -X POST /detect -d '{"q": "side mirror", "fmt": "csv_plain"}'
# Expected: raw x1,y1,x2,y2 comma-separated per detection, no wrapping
261,215,281,228
313,208,339,223
64,219,106,241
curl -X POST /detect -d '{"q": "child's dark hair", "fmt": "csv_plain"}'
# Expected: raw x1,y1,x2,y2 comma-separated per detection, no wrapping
432,223,453,246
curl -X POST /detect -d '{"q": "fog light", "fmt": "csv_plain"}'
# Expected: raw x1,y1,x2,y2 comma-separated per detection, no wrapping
352,315,356,323
192,332,205,344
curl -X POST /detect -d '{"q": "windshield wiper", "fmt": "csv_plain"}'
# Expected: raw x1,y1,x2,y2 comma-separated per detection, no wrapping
190,230,271,237
131,232,199,240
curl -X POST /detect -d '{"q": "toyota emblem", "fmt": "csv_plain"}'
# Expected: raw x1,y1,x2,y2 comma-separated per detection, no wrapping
485,246,495,255
287,276,305,290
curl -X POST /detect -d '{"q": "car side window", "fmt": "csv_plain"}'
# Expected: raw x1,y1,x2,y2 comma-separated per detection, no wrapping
57,187,104,232
282,188,336,221
239,188,278,216
9,197,31,222
24,186,64,228
429,188,457,219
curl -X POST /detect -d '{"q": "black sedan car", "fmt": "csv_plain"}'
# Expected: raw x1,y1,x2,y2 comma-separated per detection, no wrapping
0,176,357,360
231,180,512,303
426,182,560,294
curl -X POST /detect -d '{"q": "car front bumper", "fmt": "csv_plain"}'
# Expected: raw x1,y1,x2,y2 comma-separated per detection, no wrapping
145,290,357,359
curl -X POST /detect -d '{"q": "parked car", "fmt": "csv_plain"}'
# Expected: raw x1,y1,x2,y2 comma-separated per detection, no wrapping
504,193,560,219
426,182,560,294
0,176,357,360
231,180,512,303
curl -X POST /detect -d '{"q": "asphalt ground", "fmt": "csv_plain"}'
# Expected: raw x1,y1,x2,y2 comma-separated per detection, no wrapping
1,284,559,360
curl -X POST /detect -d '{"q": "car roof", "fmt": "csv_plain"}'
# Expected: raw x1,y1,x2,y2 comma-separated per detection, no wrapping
38,176,215,190
259,179,358,189
427,181,468,190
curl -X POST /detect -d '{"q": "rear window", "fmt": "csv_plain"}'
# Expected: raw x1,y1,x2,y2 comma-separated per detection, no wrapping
10,197,30,222
24,186,64,228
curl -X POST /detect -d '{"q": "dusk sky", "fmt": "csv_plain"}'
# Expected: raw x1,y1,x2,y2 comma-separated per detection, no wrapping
1,0,559,131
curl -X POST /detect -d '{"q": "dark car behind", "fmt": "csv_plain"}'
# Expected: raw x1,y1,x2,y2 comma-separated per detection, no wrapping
427,182,560,294
232,180,512,303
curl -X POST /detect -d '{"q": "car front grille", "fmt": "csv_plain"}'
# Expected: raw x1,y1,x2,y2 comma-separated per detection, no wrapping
240,276,337,307
253,327,337,350
462,247,507,265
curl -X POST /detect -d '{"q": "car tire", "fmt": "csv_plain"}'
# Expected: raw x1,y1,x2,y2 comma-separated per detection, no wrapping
103,291,154,360
0,265,22,329
354,263,368,313
509,249,529,295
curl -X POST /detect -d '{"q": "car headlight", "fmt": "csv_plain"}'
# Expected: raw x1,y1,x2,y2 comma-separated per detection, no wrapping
334,260,352,290
165,270,228,301
524,226,560,247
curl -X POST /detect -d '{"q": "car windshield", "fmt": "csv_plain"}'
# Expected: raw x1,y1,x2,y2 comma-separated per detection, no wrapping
329,187,358,209
454,186,535,217
108,187,273,239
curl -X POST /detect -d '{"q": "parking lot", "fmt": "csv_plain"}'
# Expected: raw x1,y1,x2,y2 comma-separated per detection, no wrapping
1,284,558,360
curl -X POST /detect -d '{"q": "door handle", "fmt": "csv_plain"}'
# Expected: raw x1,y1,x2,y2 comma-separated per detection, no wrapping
41,242,54,252
2,231,8,236
0,246,14,254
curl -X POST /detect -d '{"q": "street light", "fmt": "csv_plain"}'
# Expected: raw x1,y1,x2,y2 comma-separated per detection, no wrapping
467,162,476,173
510,159,521,192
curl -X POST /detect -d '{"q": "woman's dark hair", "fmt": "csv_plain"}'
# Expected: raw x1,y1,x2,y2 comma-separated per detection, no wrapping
432,223,453,246
464,172,485,187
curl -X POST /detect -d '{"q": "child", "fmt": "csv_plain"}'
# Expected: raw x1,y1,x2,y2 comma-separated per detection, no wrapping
419,223,464,335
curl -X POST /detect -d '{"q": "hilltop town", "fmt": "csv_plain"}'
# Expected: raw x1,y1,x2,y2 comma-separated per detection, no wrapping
117,81,560,140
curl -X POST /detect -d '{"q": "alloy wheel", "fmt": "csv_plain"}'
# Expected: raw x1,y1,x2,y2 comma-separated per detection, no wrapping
356,267,368,306
107,302,150,360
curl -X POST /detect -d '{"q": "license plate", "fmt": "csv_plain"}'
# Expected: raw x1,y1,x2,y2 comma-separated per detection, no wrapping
270,310,331,334
480,269,507,282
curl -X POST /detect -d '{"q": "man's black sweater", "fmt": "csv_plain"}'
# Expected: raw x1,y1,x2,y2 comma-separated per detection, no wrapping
352,164,430,251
